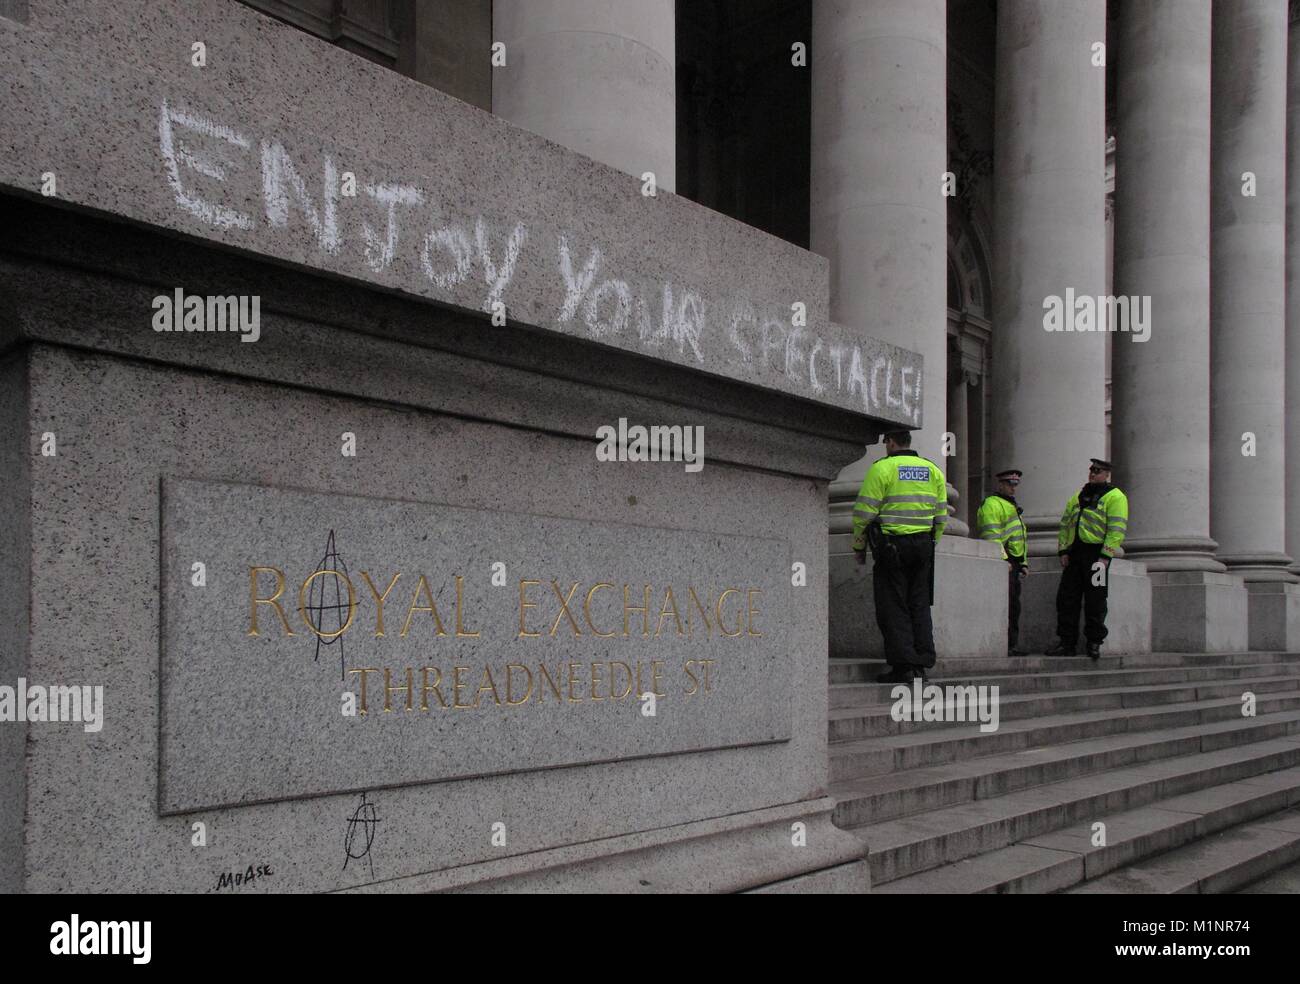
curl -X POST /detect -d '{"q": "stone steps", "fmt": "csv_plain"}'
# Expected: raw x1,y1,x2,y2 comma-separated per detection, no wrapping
828,651,1295,685
828,673,1300,742
830,661,1300,710
875,768,1300,893
834,711,1300,828
827,650,1300,891
853,737,1300,885
1064,806,1300,894
829,690,1300,784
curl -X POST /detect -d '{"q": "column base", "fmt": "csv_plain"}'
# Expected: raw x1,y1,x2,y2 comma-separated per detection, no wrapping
828,534,1007,659
1218,551,1298,583
1018,559,1153,654
1147,571,1249,652
1246,581,1300,652
1121,536,1226,574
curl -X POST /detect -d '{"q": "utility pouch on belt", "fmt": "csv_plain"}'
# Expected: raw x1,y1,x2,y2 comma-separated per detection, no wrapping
866,523,896,566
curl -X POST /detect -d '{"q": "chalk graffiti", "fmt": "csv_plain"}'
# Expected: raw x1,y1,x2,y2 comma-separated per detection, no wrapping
155,97,921,424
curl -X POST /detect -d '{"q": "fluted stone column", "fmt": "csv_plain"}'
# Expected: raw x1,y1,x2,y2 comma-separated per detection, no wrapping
1112,0,1246,650
991,2,1152,654
817,1,1006,658
1212,0,1300,649
1287,0,1300,579
991,0,1108,554
811,0,947,460
492,1,675,191
1210,0,1290,582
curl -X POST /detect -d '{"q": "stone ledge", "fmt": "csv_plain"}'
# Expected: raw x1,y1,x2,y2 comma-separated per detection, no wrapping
0,0,921,424
334,798,864,893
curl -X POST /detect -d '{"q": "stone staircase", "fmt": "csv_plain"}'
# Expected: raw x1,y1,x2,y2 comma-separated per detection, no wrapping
828,652,1300,893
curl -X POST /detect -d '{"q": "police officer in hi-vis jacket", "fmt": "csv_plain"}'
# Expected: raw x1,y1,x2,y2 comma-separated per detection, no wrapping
851,430,948,684
1046,458,1128,660
976,469,1028,657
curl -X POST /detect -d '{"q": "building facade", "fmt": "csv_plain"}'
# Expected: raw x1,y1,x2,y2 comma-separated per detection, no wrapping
4,0,1300,894
239,0,1300,653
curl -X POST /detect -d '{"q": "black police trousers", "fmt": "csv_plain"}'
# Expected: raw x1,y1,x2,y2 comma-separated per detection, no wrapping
1056,542,1108,645
1007,560,1023,650
873,533,936,669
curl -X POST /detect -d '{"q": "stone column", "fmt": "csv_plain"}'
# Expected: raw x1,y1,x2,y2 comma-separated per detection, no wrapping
817,1,1008,655
1112,0,1246,650
990,0,1108,557
990,2,1153,654
1212,0,1299,649
810,0,947,458
492,1,675,191
1211,0,1292,578
1287,0,1300,579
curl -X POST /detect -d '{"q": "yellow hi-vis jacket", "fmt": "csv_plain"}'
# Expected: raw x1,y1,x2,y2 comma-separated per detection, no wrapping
851,452,948,550
976,494,1027,563
1058,484,1128,558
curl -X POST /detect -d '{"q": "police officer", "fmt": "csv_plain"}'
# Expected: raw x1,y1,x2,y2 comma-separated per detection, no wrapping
976,469,1028,657
1046,458,1129,660
852,430,948,683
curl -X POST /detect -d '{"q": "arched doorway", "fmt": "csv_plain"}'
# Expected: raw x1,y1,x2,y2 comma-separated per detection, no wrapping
946,204,993,527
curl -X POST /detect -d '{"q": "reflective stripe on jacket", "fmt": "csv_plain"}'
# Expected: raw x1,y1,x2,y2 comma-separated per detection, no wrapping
1059,485,1128,558
851,452,948,550
976,494,1027,561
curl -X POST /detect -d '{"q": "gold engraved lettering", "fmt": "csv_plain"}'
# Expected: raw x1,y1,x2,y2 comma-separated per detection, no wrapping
700,658,716,693
655,585,685,637
567,661,583,703
299,569,357,639
248,566,297,637
505,663,533,706
347,667,382,715
452,665,474,708
359,571,401,637
590,661,605,701
650,660,666,697
400,574,447,637
584,582,616,638
716,588,743,637
518,579,542,638
687,586,713,637
549,580,582,636
536,662,563,704
684,660,700,696
746,588,763,637
610,661,634,699
383,666,413,712
454,575,481,637
420,666,447,710
624,583,652,638
475,665,502,707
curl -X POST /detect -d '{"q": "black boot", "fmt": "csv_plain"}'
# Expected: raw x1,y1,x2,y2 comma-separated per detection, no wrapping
1044,640,1075,658
876,666,917,684
1086,642,1101,661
